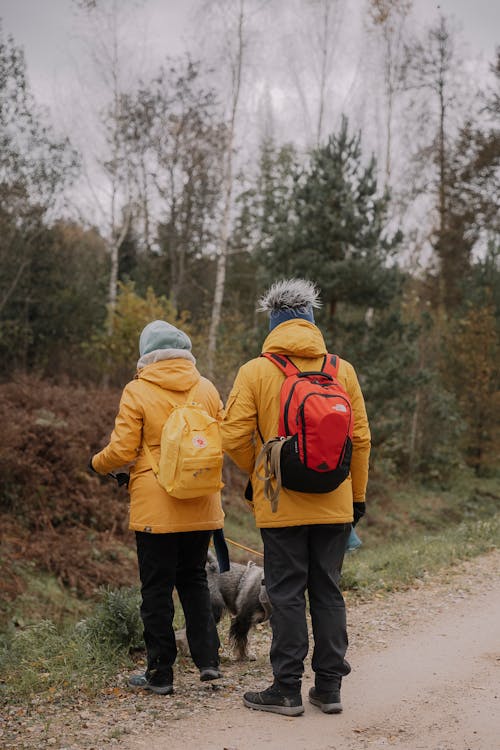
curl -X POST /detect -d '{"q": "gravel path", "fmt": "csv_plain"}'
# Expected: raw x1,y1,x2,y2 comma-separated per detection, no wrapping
2,550,499,750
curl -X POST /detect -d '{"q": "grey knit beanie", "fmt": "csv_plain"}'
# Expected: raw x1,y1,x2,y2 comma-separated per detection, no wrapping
139,320,192,356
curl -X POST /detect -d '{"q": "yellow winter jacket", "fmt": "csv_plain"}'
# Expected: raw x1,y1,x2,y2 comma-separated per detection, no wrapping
92,359,224,533
221,320,370,528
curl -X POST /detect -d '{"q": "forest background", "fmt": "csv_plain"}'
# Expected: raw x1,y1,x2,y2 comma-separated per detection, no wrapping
0,0,499,701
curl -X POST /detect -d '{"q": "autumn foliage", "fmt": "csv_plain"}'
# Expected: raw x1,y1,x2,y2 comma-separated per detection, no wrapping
0,377,137,603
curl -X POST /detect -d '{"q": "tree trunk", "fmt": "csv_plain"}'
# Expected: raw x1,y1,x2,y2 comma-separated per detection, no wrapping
206,0,245,378
316,0,330,147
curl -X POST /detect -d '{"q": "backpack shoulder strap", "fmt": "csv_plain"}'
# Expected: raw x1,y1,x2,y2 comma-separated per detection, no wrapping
261,352,300,377
321,353,340,378
143,441,159,477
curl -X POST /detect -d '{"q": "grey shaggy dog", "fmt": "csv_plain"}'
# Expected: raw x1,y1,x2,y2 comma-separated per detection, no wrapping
257,278,322,314
174,553,271,661
175,551,271,661
207,551,271,660
200,552,271,660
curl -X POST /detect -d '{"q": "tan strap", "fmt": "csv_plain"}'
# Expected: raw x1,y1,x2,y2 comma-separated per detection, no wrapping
143,441,159,476
255,438,285,513
142,382,198,477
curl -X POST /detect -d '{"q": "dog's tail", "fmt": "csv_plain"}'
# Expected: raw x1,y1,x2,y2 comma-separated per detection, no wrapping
229,598,266,659
228,614,252,660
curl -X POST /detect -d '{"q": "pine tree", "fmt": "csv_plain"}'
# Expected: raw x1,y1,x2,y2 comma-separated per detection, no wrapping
261,117,401,325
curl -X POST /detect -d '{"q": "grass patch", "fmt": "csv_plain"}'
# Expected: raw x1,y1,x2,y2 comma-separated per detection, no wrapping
0,585,188,704
0,586,143,703
222,509,263,562
359,474,500,547
342,515,499,596
0,565,91,630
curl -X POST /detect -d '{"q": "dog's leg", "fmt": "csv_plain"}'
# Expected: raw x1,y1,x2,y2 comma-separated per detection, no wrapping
175,627,190,657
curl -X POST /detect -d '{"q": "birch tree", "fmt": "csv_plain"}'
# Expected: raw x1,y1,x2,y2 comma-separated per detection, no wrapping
401,15,464,307
280,0,345,148
117,60,226,313
73,0,142,332
366,0,412,187
203,0,247,378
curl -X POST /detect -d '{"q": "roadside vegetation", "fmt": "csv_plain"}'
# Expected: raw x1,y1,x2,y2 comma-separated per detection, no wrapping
1,471,498,705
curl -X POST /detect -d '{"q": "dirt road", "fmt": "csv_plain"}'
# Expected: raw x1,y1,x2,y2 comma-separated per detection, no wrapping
3,551,499,750
121,551,500,750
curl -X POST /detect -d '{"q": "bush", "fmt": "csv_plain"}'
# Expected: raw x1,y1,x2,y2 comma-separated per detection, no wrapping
0,376,137,605
85,281,192,386
81,586,143,653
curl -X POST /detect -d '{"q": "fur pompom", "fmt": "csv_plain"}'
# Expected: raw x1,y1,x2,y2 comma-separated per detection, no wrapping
257,278,322,313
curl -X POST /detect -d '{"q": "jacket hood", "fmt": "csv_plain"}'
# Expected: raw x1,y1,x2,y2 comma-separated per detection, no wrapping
261,319,327,358
137,358,201,392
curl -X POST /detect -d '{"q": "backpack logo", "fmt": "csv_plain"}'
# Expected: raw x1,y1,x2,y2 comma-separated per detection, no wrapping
143,385,223,500
256,353,353,508
192,435,208,449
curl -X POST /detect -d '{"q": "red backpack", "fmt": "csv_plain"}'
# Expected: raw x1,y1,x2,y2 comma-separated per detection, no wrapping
256,353,353,506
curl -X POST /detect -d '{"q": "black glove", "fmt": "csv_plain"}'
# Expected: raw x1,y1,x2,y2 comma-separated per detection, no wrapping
114,472,130,488
87,456,98,475
353,502,366,526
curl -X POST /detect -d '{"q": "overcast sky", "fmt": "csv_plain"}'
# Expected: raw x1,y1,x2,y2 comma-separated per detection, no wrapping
1,0,498,111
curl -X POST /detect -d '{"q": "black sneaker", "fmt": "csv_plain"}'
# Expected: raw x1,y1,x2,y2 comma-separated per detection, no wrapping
243,684,304,716
128,669,173,695
200,667,222,682
308,686,342,714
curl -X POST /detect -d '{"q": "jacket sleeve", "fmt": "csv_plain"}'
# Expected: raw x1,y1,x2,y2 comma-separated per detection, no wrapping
220,364,258,475
91,383,143,474
200,377,225,421
345,362,371,502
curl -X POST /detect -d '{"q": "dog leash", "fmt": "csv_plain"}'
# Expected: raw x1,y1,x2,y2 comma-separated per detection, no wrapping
224,536,264,559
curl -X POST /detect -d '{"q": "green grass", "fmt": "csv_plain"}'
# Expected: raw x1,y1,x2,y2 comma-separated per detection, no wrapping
0,565,91,630
222,509,263,562
0,586,144,702
0,619,128,700
342,515,499,595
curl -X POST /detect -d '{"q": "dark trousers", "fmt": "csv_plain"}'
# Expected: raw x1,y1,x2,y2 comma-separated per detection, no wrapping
261,523,351,695
135,530,220,676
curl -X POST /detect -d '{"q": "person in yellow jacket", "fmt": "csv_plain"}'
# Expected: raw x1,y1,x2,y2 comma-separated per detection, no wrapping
90,320,224,694
221,279,371,716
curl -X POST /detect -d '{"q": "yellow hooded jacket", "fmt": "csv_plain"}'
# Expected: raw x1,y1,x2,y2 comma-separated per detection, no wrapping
221,319,370,528
92,359,224,534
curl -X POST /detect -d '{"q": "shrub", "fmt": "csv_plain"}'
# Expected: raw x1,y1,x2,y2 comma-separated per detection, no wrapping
80,586,144,653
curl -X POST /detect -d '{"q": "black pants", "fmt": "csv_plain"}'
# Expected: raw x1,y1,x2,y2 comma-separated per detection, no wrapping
261,524,351,695
135,530,220,677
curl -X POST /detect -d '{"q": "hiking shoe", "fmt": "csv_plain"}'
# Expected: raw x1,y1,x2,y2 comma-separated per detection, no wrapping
243,684,304,716
308,686,342,714
128,670,173,695
200,667,222,682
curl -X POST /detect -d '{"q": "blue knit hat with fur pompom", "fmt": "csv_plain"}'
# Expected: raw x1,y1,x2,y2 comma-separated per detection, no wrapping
257,279,322,331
